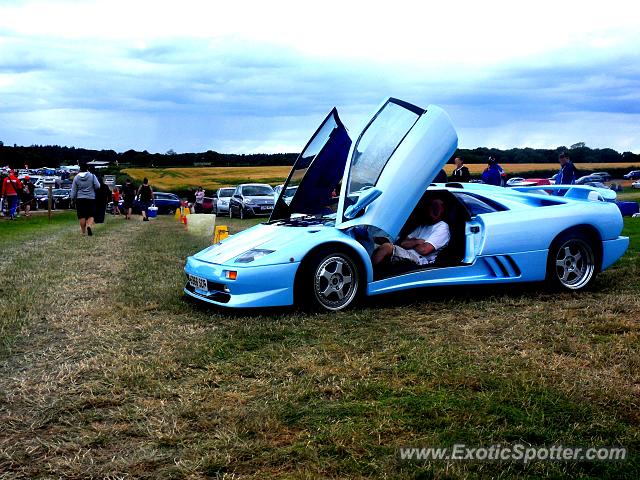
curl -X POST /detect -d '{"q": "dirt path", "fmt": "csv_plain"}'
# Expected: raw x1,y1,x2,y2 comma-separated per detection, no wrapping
0,217,150,477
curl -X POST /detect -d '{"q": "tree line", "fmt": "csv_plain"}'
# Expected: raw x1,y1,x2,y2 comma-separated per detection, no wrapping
0,142,638,169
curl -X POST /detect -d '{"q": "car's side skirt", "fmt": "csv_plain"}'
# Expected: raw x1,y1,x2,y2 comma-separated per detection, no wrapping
367,250,548,296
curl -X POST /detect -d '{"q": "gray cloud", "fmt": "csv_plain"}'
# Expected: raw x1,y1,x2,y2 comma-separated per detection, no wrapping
0,31,639,153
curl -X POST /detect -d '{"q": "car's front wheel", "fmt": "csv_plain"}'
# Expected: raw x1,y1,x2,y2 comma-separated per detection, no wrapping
299,247,361,311
547,233,597,291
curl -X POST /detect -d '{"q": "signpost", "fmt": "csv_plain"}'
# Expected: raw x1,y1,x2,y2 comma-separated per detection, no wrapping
104,175,116,187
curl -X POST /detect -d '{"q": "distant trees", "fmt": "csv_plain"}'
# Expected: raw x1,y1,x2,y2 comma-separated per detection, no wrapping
0,143,638,170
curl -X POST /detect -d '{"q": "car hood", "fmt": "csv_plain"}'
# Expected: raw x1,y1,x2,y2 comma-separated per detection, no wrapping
193,223,320,265
243,195,274,203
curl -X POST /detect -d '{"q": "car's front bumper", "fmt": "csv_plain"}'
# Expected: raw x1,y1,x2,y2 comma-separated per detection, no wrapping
244,204,274,216
184,256,299,308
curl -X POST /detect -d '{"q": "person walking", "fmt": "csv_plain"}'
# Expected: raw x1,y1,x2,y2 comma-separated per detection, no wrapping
137,177,154,221
1,170,23,220
70,161,100,235
94,175,112,224
122,179,136,220
112,186,121,216
21,175,35,216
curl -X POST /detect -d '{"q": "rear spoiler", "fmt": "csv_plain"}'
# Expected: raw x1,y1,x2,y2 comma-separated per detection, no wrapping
511,185,617,202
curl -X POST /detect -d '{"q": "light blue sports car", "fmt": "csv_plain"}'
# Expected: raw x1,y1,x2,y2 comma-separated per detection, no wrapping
184,98,629,311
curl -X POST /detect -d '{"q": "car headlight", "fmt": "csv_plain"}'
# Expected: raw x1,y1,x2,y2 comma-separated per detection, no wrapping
235,249,275,263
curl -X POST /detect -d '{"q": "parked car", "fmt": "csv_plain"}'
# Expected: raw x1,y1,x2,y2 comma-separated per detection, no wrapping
228,183,275,219
274,184,298,205
623,170,640,180
591,172,612,182
506,178,551,187
575,175,605,185
34,188,52,210
214,187,235,215
632,181,640,189
184,97,628,311
583,181,609,190
150,192,181,214
201,196,215,214
52,188,73,209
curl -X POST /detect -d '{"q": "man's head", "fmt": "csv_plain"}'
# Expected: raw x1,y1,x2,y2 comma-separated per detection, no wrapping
558,151,569,165
427,198,445,224
79,161,88,172
454,157,463,168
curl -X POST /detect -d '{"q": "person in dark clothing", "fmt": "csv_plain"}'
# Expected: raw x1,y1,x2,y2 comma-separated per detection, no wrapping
450,157,470,182
481,158,503,186
94,175,112,224
137,177,154,221
21,176,35,216
122,179,136,220
433,169,448,183
556,151,576,185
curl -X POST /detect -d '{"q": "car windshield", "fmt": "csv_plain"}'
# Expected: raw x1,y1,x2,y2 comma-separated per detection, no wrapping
242,185,273,196
53,189,68,195
347,100,421,194
219,188,234,197
35,188,48,195
284,186,298,197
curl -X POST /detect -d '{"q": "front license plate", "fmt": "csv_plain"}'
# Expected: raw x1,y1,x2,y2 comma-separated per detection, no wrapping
189,274,207,290
262,206,273,210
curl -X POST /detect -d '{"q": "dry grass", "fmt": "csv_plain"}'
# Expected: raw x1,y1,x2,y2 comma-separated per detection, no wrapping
0,215,638,478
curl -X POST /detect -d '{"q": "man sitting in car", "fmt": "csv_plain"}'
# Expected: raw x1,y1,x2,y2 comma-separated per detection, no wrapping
372,197,450,266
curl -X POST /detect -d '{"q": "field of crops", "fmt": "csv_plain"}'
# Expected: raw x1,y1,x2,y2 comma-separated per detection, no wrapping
122,166,291,191
123,163,640,192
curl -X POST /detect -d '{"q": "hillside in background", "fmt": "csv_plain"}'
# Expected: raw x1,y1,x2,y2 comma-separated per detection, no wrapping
1,142,639,169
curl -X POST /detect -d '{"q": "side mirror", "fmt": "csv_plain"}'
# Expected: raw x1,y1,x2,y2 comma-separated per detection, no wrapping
344,187,382,220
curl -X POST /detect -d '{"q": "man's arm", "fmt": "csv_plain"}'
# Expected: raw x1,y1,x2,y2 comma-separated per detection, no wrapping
399,237,425,249
413,241,436,256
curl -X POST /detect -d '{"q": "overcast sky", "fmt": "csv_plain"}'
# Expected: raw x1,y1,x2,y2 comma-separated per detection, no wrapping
1,0,639,154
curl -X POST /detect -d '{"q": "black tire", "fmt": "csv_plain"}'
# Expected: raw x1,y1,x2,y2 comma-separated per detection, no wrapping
546,232,597,291
297,247,361,311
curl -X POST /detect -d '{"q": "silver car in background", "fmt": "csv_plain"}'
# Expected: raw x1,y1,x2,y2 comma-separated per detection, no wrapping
214,187,235,215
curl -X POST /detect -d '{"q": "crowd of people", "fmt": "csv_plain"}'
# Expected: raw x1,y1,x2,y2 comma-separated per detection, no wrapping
1,161,158,236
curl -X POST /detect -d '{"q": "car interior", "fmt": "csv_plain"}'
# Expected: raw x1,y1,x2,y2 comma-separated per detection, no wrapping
372,189,472,280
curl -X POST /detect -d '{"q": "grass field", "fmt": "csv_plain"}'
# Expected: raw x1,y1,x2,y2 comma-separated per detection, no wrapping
123,163,640,193
0,214,638,478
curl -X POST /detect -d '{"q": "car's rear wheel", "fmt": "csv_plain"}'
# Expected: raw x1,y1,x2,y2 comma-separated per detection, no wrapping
299,247,361,311
547,233,597,291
